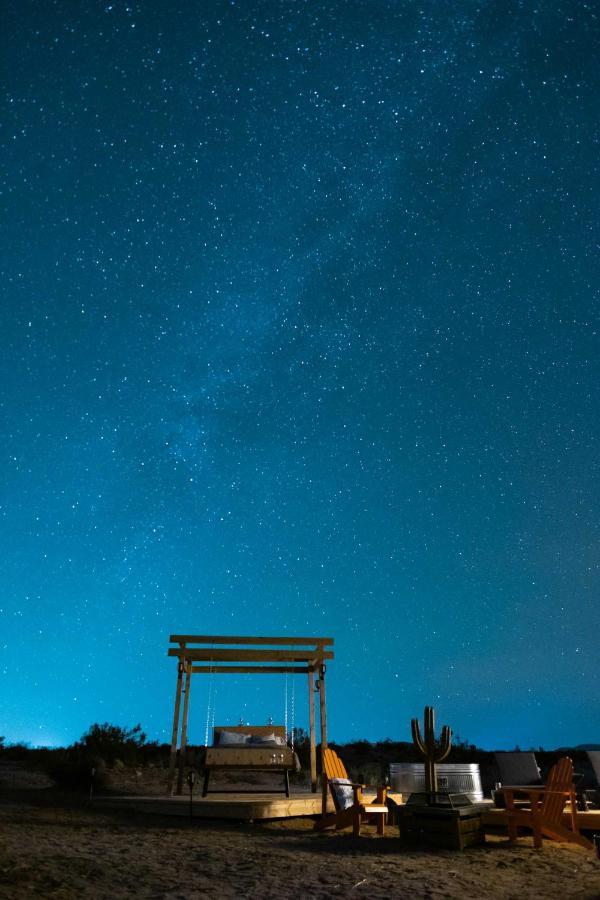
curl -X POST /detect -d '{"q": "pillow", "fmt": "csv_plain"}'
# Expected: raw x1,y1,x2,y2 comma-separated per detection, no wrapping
249,733,278,746
273,735,287,746
329,778,355,811
217,730,250,746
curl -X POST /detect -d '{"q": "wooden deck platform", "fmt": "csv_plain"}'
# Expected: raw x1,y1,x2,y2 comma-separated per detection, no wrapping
94,790,328,821
481,805,600,833
94,792,600,831
94,789,403,823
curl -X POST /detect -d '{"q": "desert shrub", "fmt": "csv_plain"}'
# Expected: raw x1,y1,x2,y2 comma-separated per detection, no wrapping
77,722,147,766
291,727,311,769
181,745,206,769
46,749,108,792
0,742,32,761
40,722,152,791
137,740,171,767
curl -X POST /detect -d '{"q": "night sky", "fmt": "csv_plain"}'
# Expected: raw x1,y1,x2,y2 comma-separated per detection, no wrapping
2,1,599,751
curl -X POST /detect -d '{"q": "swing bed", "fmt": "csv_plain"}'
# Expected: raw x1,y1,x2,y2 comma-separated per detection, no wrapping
167,635,334,800
202,724,299,797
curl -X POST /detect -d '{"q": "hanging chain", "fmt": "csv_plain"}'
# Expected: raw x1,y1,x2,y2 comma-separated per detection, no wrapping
210,680,216,735
204,657,214,747
290,676,295,752
284,672,288,741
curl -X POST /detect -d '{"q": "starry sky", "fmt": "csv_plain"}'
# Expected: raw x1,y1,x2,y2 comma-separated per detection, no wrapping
2,1,599,751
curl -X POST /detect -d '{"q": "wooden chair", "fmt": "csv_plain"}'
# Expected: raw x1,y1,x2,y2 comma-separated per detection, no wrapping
500,756,592,850
494,751,542,786
587,750,600,784
585,751,600,807
314,747,388,836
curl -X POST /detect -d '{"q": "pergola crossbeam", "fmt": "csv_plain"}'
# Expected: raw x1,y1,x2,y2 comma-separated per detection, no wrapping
171,634,333,647
190,665,311,674
168,648,333,663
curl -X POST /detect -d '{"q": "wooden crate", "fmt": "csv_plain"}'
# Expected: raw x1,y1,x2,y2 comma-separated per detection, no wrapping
399,807,485,850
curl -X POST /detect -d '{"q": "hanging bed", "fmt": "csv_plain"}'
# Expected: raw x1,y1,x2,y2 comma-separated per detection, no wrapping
202,725,300,797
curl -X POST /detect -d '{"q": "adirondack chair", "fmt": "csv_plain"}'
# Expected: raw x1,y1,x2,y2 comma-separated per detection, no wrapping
585,751,600,807
494,751,542,786
314,747,388,836
587,751,600,783
493,751,542,808
500,756,592,850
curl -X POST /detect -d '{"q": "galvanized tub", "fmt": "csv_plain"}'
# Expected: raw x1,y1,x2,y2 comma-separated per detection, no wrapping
390,763,483,803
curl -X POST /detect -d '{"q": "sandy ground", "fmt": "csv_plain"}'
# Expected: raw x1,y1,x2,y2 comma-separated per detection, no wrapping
1,786,599,900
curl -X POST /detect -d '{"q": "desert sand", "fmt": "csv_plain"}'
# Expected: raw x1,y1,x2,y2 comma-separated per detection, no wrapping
1,782,599,900
1,759,599,899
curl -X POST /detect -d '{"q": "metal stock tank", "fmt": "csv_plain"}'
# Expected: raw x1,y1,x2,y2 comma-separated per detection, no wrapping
390,763,483,803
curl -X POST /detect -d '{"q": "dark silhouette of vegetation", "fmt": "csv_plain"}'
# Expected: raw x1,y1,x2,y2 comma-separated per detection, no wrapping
0,722,166,792
78,722,148,765
1,723,597,797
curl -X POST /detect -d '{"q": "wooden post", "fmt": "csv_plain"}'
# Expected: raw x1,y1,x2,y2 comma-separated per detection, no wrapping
308,669,317,792
176,658,192,795
167,660,184,795
318,663,328,816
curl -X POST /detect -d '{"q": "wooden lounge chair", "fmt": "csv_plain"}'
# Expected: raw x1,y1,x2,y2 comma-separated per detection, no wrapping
494,751,542,786
585,751,600,807
493,751,542,809
587,751,600,781
314,747,388,836
499,756,592,850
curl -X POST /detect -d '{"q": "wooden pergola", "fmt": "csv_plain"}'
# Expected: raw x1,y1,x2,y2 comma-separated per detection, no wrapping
167,634,334,796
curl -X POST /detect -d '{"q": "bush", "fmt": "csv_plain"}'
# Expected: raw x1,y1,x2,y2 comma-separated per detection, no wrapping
47,750,108,792
77,723,147,766
0,742,32,761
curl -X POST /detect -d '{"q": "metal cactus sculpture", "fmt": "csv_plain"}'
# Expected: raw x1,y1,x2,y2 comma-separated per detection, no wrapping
411,706,452,796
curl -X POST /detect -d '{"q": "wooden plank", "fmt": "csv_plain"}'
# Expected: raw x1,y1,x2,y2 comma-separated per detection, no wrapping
167,662,184,795
168,648,334,662
318,667,328,817
205,752,294,768
190,666,310,674
482,806,600,831
170,635,333,646
176,660,193,794
95,791,326,821
308,669,317,792
323,748,347,780
318,669,328,751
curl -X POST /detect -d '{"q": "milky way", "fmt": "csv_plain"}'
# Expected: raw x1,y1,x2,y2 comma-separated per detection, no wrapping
1,1,598,748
